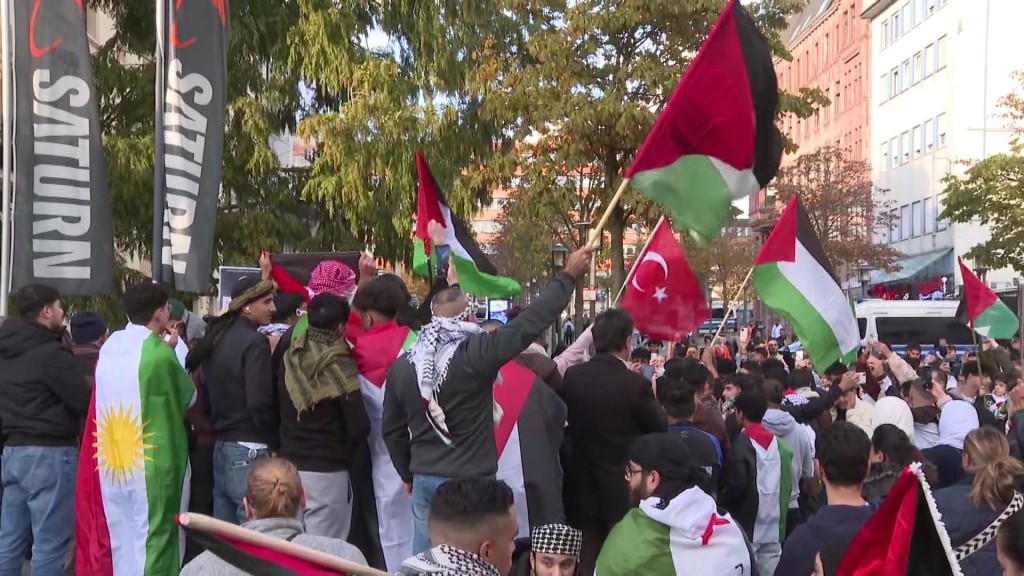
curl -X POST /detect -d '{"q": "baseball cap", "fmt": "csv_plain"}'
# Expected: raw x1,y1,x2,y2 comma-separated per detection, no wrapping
628,433,696,485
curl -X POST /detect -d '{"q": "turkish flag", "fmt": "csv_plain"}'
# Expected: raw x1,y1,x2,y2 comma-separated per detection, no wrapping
621,218,710,341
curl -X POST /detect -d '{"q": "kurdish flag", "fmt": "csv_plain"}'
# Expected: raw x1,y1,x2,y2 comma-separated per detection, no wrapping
413,150,520,297
753,195,859,370
958,257,1019,339
75,324,196,575
626,0,784,242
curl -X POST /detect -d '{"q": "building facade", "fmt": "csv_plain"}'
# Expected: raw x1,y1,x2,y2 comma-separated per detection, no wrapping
863,0,1022,292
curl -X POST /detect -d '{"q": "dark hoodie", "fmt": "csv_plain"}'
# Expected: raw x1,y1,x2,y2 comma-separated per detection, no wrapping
0,318,90,446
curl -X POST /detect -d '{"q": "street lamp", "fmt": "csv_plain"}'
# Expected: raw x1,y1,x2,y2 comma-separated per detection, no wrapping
706,278,714,308
549,243,568,273
859,263,873,299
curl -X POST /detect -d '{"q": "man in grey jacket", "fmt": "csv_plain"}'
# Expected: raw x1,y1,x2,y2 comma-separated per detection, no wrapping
384,247,592,554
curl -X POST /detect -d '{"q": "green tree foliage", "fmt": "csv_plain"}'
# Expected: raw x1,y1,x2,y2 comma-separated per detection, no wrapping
941,72,1024,273
473,0,827,298
774,146,900,274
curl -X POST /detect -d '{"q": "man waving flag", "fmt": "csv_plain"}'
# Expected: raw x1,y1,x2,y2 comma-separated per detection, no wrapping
753,196,859,370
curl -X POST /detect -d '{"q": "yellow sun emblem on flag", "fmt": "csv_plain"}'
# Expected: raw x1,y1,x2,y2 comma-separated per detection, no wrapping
93,402,154,486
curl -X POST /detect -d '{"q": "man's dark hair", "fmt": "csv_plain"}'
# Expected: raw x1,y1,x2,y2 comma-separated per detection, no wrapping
307,293,349,331
739,361,763,377
761,359,789,387
823,361,848,379
761,378,785,406
815,421,871,487
790,368,814,391
753,346,769,358
734,389,768,423
15,283,60,320
352,276,407,319
431,287,465,309
592,308,634,354
271,293,306,324
961,360,981,379
997,510,1024,569
647,339,663,348
728,372,762,392
122,283,169,326
664,358,708,391
906,342,921,353
656,378,697,421
630,347,652,362
429,478,514,531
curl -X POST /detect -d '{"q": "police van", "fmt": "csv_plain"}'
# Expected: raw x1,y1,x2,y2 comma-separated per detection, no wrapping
855,300,975,357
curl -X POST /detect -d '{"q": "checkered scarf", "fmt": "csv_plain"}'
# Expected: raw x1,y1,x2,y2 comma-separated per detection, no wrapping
307,260,356,300
396,545,501,576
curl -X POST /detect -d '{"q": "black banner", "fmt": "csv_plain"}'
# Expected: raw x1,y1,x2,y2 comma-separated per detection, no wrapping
158,0,230,292
12,0,115,295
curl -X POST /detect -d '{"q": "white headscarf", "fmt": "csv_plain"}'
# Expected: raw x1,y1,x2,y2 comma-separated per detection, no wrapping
871,397,915,444
937,400,979,450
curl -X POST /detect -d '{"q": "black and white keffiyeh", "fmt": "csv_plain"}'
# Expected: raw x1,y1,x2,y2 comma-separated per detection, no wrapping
396,544,502,576
531,524,582,558
408,315,502,447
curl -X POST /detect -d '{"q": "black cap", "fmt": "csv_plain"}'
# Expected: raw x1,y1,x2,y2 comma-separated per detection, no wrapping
70,312,107,345
628,433,695,484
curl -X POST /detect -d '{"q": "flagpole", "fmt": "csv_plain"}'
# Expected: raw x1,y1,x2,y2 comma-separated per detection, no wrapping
152,0,166,284
177,513,389,576
611,217,663,306
1,0,12,315
710,266,755,345
586,177,631,249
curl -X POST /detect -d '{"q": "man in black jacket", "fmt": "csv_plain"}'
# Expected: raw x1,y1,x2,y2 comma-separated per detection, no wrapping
277,293,370,540
384,247,591,555
560,308,668,575
0,284,90,575
186,276,278,525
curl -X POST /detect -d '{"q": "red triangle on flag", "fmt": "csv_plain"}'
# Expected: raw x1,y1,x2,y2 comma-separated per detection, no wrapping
621,218,710,341
492,361,535,459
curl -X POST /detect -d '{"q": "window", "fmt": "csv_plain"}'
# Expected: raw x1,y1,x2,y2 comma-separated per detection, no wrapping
921,0,929,20
843,10,849,43
912,201,922,236
924,196,934,233
892,67,900,94
893,12,902,39
901,205,912,238
936,193,948,230
876,317,976,347
925,120,935,151
835,81,841,118
907,1,916,27
900,131,910,162
914,52,924,82
902,60,911,91
913,125,923,156
924,44,935,77
890,137,899,164
882,20,891,47
937,35,947,70
890,209,901,242
902,4,912,31
928,0,938,16
882,141,891,170
937,113,947,147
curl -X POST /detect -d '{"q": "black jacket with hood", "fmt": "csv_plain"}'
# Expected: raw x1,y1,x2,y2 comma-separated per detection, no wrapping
0,318,91,446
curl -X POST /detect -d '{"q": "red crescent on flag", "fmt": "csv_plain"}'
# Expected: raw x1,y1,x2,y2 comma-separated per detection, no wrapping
631,251,669,294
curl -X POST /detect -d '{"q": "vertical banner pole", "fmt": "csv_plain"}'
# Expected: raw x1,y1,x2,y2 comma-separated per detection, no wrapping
1,0,12,314
152,0,166,284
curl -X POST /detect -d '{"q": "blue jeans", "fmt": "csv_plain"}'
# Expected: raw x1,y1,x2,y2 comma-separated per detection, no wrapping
212,442,269,525
411,474,452,555
0,446,78,576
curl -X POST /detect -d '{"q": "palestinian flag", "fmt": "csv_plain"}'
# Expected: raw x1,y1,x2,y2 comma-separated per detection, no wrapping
957,257,1019,339
267,251,365,340
626,0,783,242
837,464,960,576
595,488,751,575
75,325,196,575
178,513,386,576
741,423,792,544
413,150,520,298
495,359,569,536
753,196,860,371
349,322,418,573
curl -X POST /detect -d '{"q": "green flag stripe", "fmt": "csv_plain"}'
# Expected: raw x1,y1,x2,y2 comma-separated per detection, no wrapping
975,299,1019,340
753,262,856,369
412,237,429,277
451,254,521,298
140,335,193,574
631,155,734,242
777,440,793,542
595,509,677,574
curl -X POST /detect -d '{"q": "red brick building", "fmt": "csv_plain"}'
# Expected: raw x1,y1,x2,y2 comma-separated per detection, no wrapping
750,0,872,232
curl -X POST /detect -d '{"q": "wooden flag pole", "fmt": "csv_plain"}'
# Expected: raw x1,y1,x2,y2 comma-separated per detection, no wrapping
178,513,389,576
710,266,755,346
586,177,632,249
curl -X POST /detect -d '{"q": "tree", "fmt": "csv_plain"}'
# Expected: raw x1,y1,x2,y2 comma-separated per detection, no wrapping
470,0,827,300
685,225,759,305
774,146,900,275
940,71,1024,273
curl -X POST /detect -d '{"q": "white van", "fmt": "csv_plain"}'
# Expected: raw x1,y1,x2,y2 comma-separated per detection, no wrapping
855,300,975,353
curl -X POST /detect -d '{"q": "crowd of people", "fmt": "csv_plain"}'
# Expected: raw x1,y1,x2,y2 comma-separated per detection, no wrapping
1,240,1024,576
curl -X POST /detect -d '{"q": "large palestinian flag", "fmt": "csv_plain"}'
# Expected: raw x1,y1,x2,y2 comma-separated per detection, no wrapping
836,464,960,576
267,251,365,340
957,257,1018,339
349,321,418,572
76,325,196,575
753,195,860,370
494,359,568,536
178,513,386,576
595,488,751,575
626,0,784,242
413,151,521,298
